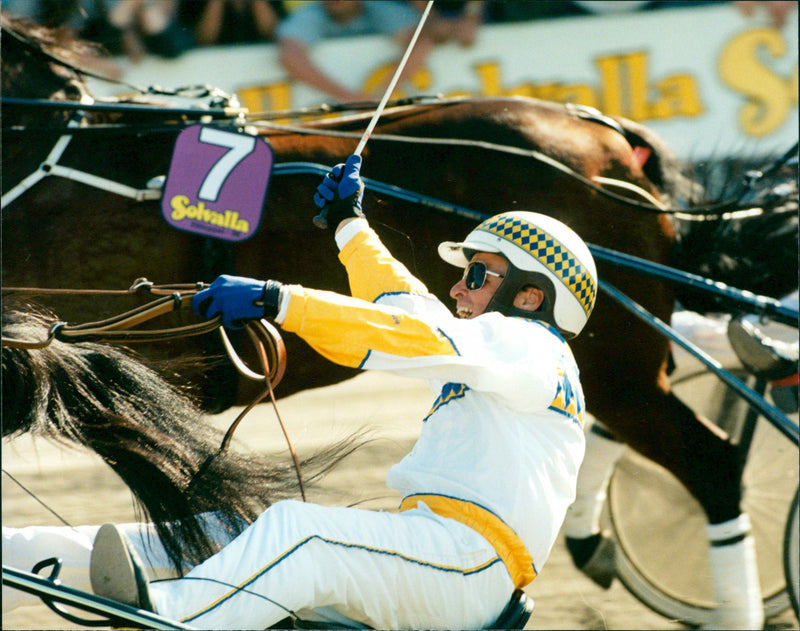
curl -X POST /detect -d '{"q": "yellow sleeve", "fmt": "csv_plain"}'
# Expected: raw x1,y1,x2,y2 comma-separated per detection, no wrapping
338,228,430,302
281,286,458,368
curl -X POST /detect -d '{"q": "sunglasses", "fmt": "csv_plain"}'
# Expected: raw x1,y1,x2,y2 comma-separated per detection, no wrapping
463,261,505,290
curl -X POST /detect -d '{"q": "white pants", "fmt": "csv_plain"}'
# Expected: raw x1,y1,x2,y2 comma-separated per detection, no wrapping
152,500,515,630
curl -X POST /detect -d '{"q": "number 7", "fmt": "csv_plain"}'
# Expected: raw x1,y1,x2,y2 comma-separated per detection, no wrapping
197,127,257,202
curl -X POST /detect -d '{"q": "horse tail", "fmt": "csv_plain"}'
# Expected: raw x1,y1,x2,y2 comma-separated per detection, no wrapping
2,301,367,573
668,164,798,313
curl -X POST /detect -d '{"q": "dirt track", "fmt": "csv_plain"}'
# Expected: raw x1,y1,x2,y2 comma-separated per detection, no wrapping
3,371,798,630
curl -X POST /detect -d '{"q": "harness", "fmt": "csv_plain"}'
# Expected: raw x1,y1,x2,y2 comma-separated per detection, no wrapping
6,92,796,223
1,279,301,493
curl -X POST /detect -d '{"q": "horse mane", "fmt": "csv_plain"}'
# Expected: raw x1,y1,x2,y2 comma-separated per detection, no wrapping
2,300,367,573
669,161,799,312
0,12,96,59
0,12,97,99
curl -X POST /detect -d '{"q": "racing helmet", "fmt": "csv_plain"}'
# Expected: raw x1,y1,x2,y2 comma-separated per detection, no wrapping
438,211,597,338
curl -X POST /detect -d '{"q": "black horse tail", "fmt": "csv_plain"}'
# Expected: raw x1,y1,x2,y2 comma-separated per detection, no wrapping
668,159,798,313
2,301,367,574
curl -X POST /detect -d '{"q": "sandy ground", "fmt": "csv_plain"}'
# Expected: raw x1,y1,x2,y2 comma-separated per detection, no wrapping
3,367,798,630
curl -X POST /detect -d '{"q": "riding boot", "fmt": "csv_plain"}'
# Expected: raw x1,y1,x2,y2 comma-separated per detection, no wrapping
562,421,625,589
90,524,155,613
704,514,764,630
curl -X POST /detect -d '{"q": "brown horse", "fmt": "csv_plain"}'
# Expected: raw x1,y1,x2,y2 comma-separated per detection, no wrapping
2,13,797,589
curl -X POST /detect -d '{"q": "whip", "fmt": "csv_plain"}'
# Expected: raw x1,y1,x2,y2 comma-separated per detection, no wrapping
313,0,434,229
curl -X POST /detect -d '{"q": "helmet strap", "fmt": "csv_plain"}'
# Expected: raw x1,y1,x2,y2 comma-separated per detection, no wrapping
486,267,568,336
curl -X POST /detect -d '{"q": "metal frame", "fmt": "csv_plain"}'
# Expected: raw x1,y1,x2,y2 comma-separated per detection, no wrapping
2,563,193,629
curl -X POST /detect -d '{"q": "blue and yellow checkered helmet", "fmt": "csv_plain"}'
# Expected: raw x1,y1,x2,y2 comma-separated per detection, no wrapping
438,211,597,338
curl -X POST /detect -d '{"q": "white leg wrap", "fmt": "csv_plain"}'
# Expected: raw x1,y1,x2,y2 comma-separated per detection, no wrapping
562,421,625,538
705,514,764,630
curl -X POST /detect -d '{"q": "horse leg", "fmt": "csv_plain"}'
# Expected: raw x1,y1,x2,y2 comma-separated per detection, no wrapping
561,419,625,589
577,372,763,629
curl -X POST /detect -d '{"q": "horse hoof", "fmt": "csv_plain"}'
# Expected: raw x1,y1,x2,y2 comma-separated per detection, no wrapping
565,532,616,589
90,524,154,612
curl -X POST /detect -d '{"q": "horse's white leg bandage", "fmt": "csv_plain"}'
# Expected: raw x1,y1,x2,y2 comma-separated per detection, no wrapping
705,514,763,630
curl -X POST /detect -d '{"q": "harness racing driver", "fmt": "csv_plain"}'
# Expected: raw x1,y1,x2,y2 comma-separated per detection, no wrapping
89,153,597,630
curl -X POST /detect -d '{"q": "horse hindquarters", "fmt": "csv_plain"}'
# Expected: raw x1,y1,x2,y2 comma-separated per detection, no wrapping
581,353,767,626
601,386,743,523
575,270,744,526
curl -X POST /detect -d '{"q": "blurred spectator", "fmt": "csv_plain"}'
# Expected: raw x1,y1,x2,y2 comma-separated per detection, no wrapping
105,0,193,62
1,0,83,28
572,1,724,13
482,0,588,22
569,0,794,25
485,0,722,22
411,1,484,47
733,1,796,28
178,0,287,47
570,1,655,12
276,0,430,102
1,0,124,78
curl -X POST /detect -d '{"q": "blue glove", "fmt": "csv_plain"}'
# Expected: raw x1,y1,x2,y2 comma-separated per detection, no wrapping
312,154,365,230
193,274,282,329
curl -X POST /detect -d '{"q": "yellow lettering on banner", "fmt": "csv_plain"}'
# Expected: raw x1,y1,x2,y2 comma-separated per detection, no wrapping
625,51,650,121
363,63,432,99
265,50,710,125
595,52,703,120
474,63,599,107
596,55,623,116
409,66,433,93
169,196,250,234
364,63,393,97
718,28,798,137
474,62,503,96
505,83,535,98
477,54,704,120
238,83,292,122
650,75,703,119
550,84,597,108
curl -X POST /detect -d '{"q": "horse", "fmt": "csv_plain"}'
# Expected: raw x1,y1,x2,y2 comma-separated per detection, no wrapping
2,13,798,610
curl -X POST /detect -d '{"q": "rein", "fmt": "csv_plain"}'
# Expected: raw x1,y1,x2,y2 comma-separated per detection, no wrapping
5,92,796,219
2,279,304,500
0,95,439,125
254,121,798,219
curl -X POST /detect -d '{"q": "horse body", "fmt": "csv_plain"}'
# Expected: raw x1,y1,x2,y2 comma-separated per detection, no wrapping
2,14,797,577
3,89,681,407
